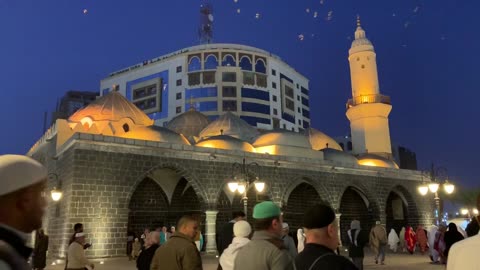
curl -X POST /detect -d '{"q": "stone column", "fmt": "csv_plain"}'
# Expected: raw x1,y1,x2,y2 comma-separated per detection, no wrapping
205,210,219,254
336,213,342,247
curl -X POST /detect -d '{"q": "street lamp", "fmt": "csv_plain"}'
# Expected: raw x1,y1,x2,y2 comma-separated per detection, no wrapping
48,173,63,202
228,158,265,220
418,164,455,225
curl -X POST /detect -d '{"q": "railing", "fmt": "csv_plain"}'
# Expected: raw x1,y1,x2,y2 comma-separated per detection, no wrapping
346,94,391,109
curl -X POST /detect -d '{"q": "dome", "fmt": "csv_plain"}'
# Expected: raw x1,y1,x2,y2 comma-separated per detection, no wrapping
199,112,259,142
69,91,154,126
253,130,311,148
166,108,210,138
320,148,358,165
120,126,190,145
308,128,343,151
357,153,399,169
196,135,255,152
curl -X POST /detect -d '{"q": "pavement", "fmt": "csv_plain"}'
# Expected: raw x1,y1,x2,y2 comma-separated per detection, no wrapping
45,251,446,270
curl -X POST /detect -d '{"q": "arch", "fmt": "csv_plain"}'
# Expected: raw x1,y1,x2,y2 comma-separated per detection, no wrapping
215,190,233,234
255,59,266,74
385,185,420,233
204,54,218,70
122,123,130,133
222,54,236,67
347,141,353,151
188,56,201,72
239,56,252,71
282,177,332,207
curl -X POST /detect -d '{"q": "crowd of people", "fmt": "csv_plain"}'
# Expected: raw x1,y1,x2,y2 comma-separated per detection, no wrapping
0,154,479,270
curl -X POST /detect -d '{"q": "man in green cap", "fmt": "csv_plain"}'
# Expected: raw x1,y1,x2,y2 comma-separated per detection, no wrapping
233,201,294,270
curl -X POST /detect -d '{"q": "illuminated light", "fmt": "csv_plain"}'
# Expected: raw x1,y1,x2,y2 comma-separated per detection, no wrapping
359,161,376,167
461,209,469,215
51,188,63,201
216,255,219,258
418,185,429,196
52,262,56,266
428,183,440,193
255,182,265,192
237,184,246,194
473,209,479,215
228,182,238,193
444,182,455,194
80,117,93,130
360,95,369,103
100,261,104,265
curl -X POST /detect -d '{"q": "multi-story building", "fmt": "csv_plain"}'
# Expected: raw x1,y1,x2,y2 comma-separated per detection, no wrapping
51,90,98,124
100,43,310,131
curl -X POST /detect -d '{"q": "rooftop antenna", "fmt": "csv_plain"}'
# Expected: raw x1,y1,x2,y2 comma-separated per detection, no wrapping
199,3,213,44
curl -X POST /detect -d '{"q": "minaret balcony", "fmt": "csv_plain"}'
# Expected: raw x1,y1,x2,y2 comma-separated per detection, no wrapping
346,94,391,109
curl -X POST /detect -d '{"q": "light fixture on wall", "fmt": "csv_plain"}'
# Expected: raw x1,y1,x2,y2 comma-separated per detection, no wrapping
49,173,63,202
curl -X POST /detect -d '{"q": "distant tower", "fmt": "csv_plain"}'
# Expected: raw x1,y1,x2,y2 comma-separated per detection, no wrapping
346,16,393,159
199,3,214,44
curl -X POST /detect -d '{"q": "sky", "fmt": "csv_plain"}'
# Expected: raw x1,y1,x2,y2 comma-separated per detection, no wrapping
0,0,478,189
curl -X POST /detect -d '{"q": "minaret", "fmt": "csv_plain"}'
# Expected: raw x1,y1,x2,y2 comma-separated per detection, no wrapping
346,16,393,159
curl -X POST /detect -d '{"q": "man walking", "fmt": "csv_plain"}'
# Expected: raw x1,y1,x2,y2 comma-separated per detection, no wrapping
234,201,294,270
217,211,245,255
151,215,202,270
465,193,480,237
0,155,48,270
370,221,388,265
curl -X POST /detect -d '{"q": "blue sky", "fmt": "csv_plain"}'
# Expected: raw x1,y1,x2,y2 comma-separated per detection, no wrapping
0,0,478,188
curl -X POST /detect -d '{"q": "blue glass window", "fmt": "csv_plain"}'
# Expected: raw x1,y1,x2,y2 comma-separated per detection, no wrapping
222,55,236,66
102,88,110,96
204,55,218,70
242,102,270,115
188,57,201,72
301,86,309,96
255,60,266,74
185,87,217,99
302,97,309,106
280,73,293,83
282,113,295,123
185,101,217,112
303,121,310,129
240,116,271,126
241,88,269,101
302,108,310,119
239,57,252,71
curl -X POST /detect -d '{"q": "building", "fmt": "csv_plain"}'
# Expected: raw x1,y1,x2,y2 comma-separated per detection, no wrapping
51,91,98,124
27,19,433,260
99,43,311,131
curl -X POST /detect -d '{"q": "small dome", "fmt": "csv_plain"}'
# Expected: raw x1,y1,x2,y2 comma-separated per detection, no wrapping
357,153,399,169
196,135,255,152
253,130,311,148
199,112,259,142
320,148,358,165
69,91,153,126
120,126,190,145
308,128,343,151
166,109,210,138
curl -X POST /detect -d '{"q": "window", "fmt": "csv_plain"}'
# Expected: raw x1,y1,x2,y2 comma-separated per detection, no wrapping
284,85,294,98
241,88,269,101
176,92,182,100
302,109,310,118
272,95,277,102
303,121,310,129
296,84,299,89
240,116,271,126
222,55,236,66
205,55,218,69
243,72,255,85
223,87,237,97
176,66,182,73
272,82,277,89
176,79,182,86
203,71,215,84
186,87,217,99
133,84,157,99
123,123,129,132
301,86,309,96
102,88,110,96
188,56,201,72
302,97,309,106
272,69,276,76
242,102,270,114
222,72,236,82
297,107,301,113
298,119,302,125
134,97,156,110
256,74,267,88
285,99,295,111
273,108,278,115
223,100,237,111
255,60,266,74
297,95,300,101
239,56,252,71
186,101,217,112
176,106,182,114
188,73,201,86
347,141,353,151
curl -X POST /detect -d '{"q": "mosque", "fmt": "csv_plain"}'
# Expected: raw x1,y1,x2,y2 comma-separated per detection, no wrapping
28,20,434,259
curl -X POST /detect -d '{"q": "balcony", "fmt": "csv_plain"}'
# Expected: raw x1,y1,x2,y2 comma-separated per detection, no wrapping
346,94,391,109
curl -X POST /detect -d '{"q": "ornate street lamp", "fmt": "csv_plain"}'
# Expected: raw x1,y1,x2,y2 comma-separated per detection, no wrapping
418,164,455,225
49,173,63,202
228,158,265,220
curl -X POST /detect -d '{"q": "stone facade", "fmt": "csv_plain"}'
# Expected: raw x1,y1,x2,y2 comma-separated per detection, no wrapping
32,133,435,259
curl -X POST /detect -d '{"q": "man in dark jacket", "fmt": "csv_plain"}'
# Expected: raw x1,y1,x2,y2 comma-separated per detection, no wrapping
217,211,245,255
347,220,368,270
465,192,480,237
295,204,358,270
0,155,48,270
151,215,202,270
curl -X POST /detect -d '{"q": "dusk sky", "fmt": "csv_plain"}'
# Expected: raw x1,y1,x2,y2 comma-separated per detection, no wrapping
0,0,478,188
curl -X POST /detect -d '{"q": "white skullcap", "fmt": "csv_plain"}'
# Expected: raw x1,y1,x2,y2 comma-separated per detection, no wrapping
0,155,47,196
75,233,85,238
282,223,289,229
233,220,251,238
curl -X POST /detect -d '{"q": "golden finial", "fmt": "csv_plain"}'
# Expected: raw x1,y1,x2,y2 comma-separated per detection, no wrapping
357,15,361,27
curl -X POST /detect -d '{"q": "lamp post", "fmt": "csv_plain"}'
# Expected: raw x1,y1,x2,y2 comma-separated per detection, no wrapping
417,164,455,225
228,158,265,220
48,173,63,202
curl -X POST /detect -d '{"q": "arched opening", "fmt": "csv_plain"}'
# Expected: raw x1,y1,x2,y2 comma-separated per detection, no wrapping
188,56,201,72
215,190,233,237
222,55,236,67
339,187,375,245
386,186,419,234
239,56,252,71
169,178,203,228
230,186,270,221
255,60,266,74
204,55,218,70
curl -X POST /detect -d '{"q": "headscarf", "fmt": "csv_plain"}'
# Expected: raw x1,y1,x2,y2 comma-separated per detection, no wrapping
388,229,399,250
405,226,416,254
416,226,428,252
428,225,438,249
348,220,361,246
297,228,305,253
444,223,464,257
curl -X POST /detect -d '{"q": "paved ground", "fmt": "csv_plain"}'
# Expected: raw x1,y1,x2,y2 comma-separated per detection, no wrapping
45,251,446,270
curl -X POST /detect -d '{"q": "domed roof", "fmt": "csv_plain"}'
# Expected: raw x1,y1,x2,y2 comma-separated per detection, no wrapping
320,148,358,165
120,126,190,145
69,91,154,126
308,128,343,151
199,112,259,142
253,130,311,148
166,108,210,138
196,135,255,152
357,153,399,169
